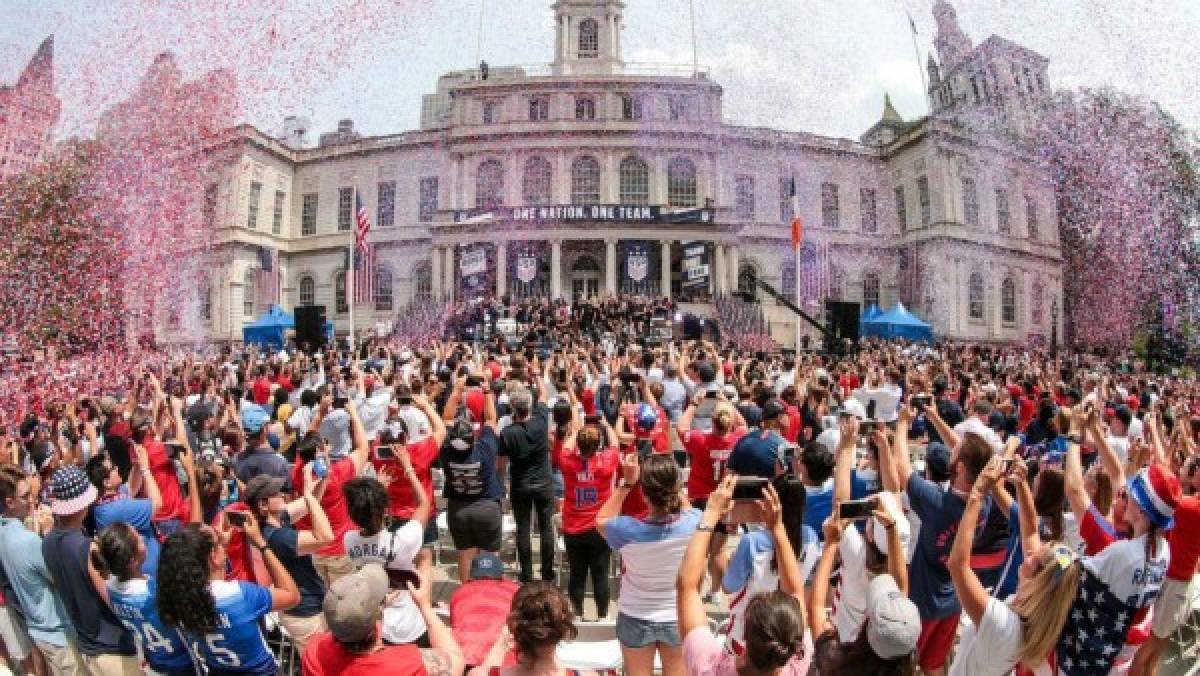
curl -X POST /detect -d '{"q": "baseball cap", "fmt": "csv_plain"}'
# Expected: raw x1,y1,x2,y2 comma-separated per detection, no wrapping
243,475,286,508
635,403,658,431
696,362,717,384
838,399,867,420
318,409,352,458
924,441,951,478
323,563,389,644
762,399,788,422
447,419,474,452
722,384,739,401
869,492,912,557
469,552,504,580
815,427,841,455
865,574,921,659
241,404,270,435
1127,465,1181,530
49,466,98,516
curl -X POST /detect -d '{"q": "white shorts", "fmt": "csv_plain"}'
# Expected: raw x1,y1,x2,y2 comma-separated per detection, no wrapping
1152,577,1196,639
0,604,32,661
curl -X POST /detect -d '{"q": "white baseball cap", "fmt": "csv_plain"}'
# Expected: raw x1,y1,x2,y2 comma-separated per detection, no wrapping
865,574,921,659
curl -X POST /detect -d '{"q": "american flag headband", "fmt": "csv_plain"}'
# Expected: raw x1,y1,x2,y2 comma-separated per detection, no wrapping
1049,543,1076,581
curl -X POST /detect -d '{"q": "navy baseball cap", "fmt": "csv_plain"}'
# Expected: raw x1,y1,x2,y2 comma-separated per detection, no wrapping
469,552,504,580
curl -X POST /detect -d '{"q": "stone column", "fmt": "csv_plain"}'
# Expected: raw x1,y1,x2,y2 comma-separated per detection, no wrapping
550,239,563,299
431,246,443,299
713,243,726,294
444,246,456,302
495,242,507,298
605,238,617,295
660,240,672,299
727,244,740,292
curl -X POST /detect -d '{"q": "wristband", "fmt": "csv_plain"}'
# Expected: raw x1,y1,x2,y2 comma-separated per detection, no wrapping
697,524,716,533
255,542,270,555
1067,434,1082,445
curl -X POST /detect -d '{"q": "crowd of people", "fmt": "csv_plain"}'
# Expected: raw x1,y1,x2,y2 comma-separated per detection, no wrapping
0,293,1197,676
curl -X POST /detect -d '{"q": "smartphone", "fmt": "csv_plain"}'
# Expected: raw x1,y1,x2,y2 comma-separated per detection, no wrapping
1001,457,1014,473
397,395,413,406
732,477,768,501
726,501,763,525
375,444,395,460
838,498,875,520
704,390,718,400
387,568,421,590
225,511,248,528
584,414,602,426
912,395,931,409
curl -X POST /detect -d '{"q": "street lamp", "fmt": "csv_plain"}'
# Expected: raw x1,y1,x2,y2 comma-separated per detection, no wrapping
1050,298,1059,358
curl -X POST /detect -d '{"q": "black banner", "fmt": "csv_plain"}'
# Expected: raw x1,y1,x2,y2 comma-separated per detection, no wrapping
453,204,714,225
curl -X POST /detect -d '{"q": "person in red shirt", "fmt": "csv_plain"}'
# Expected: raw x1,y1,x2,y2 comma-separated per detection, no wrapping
302,564,464,676
558,414,620,620
614,382,670,519
370,394,446,571
290,396,373,586
449,552,520,667
133,395,201,536
251,366,272,406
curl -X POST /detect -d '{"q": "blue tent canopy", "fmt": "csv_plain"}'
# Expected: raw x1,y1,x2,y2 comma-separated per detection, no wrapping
861,302,935,343
242,305,333,349
861,304,883,321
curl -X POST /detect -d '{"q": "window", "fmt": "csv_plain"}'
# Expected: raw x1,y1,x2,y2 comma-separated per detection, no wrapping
203,183,218,228
377,181,395,227
968,272,984,320
734,175,755,220
298,276,315,306
962,177,979,226
419,177,438,222
301,193,318,235
476,159,504,209
523,156,553,205
247,181,262,229
1031,280,1044,325
821,182,839,229
272,190,285,234
996,188,1010,233
668,95,693,121
860,188,878,233
863,272,881,309
338,187,353,231
779,178,793,224
528,96,549,121
781,256,796,296
917,175,931,225
1025,194,1038,239
578,18,599,58
1001,276,1016,324
335,271,347,314
620,94,644,121
243,269,256,316
481,100,500,124
575,96,595,121
199,282,211,321
667,157,697,207
737,262,758,297
619,156,649,205
375,268,393,311
414,261,433,299
570,156,601,204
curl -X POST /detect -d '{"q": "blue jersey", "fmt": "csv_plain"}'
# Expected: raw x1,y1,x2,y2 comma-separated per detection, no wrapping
183,581,275,675
106,577,194,674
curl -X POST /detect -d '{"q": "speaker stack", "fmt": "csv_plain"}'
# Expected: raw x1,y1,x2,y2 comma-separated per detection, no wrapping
294,306,327,352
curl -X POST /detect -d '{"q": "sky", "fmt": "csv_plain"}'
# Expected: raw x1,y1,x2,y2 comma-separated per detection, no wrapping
2,0,1199,142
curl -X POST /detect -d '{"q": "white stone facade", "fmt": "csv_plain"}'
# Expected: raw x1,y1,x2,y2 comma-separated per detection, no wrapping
171,0,1064,347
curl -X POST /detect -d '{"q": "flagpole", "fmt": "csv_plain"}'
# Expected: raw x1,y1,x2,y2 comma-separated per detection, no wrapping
348,187,357,354
906,9,932,114
688,0,698,76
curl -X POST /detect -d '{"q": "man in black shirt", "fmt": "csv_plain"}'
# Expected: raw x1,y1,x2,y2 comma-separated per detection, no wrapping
497,386,555,583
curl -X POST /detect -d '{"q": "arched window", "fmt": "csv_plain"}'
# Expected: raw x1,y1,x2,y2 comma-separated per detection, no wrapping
578,18,599,58
619,156,649,205
862,272,881,309
737,262,758,297
781,255,797,297
243,269,256,316
414,261,433,300
575,96,596,120
335,271,348,314
475,159,504,209
199,282,211,321
830,265,845,301
375,268,393,312
298,276,315,306
1031,279,1044,325
968,272,984,320
1001,276,1016,324
522,156,552,205
667,157,697,207
571,156,601,205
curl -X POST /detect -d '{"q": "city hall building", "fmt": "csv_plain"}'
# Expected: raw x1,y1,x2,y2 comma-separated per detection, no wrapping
179,0,1064,346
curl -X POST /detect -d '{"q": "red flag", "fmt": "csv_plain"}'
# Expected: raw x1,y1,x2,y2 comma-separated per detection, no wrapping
788,177,803,250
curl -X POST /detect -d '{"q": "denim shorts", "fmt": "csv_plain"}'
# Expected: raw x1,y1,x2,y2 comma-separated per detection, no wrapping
615,612,681,648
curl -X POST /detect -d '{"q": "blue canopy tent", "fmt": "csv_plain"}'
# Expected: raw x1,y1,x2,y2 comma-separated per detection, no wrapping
242,305,333,349
861,302,935,343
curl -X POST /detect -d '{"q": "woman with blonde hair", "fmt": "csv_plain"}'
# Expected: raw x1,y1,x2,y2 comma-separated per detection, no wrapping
947,457,1083,675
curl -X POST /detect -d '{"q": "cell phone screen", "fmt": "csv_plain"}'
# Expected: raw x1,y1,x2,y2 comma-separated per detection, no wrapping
226,511,248,528
838,499,874,520
375,445,395,460
732,477,768,501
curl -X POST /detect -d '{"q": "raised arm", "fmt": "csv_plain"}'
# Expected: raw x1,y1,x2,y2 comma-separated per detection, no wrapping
292,464,334,555
1087,411,1126,491
808,518,842,638
397,446,432,528
949,457,1004,626
1012,458,1042,557
596,453,638,536
1064,412,1091,522
677,475,735,636
416,394,446,447
893,404,916,486
833,417,859,505
240,516,300,612
925,404,961,450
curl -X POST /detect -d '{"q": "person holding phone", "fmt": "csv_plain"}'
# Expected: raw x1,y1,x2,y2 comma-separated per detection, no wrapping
156,520,299,675
85,444,164,575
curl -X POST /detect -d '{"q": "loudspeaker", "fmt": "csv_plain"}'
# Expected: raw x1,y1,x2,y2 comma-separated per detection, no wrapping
294,306,327,352
824,301,861,345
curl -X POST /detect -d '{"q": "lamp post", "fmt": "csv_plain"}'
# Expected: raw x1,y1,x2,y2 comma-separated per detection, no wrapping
1050,298,1059,358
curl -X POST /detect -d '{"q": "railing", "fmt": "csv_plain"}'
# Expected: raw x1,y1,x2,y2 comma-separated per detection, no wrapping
456,62,710,81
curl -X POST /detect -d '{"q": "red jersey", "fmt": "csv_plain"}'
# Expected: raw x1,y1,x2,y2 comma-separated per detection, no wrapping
449,579,520,666
371,436,439,519
145,439,190,523
289,455,356,556
784,404,802,443
559,446,619,535
251,377,272,406
273,374,295,393
682,429,743,500
302,633,426,676
214,502,257,583
581,388,597,416
621,403,669,454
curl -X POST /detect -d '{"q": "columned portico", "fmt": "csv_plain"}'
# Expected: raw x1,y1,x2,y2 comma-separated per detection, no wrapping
660,240,672,300
605,238,617,294
727,244,740,292
443,247,455,301
550,239,563,299
431,246,443,298
713,245,726,294
495,242,507,297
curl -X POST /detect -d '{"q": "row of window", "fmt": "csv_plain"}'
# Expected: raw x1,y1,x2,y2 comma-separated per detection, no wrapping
292,178,439,236
242,268,401,317
968,273,1047,326
474,156,697,209
482,91,692,125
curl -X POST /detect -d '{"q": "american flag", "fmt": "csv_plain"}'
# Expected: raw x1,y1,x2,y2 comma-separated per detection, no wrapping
1056,567,1139,675
789,176,803,251
352,244,375,305
799,240,831,308
256,246,279,306
354,189,371,252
